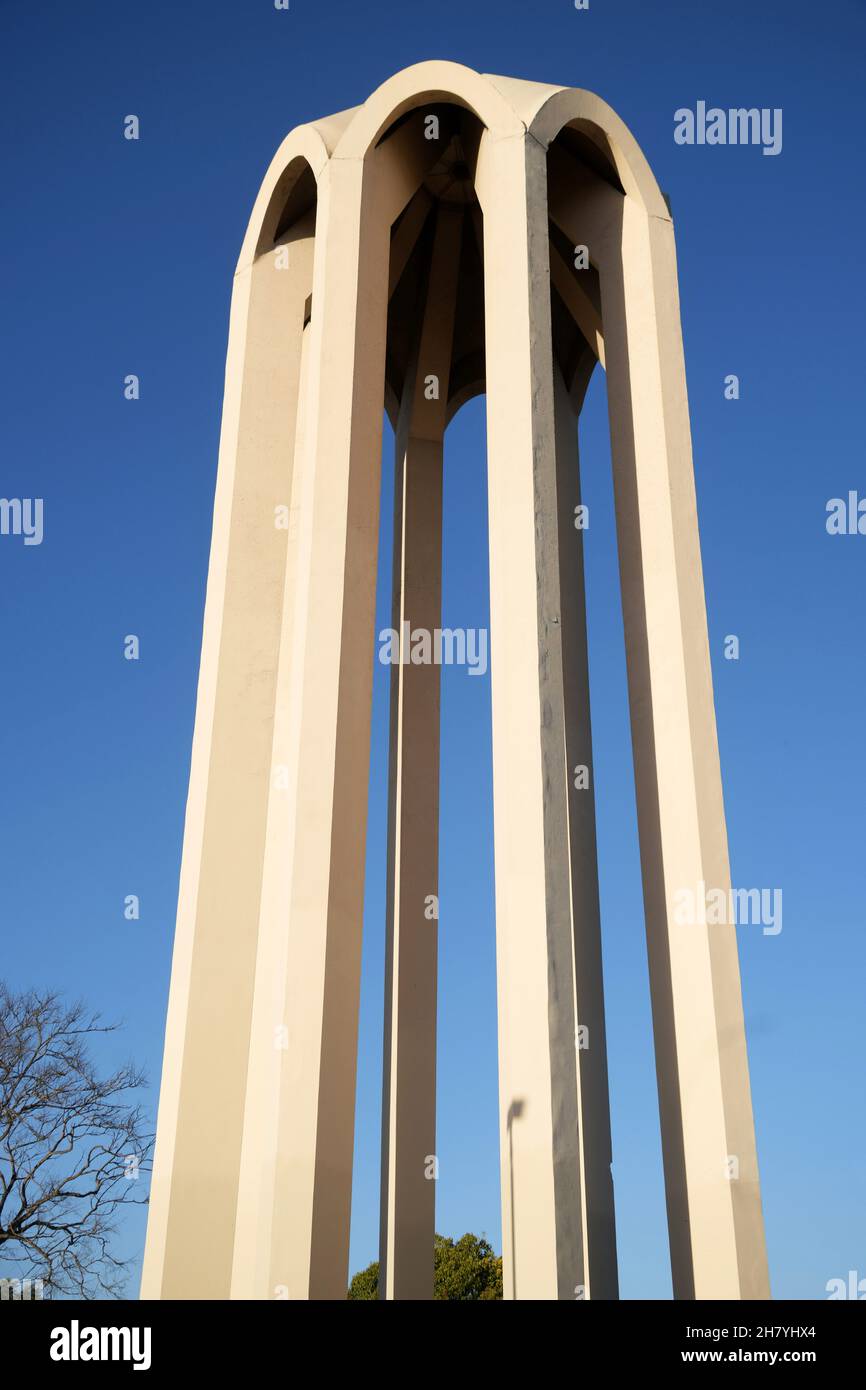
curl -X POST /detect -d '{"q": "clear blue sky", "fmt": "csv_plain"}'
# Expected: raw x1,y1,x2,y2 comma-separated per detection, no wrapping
1,0,864,1300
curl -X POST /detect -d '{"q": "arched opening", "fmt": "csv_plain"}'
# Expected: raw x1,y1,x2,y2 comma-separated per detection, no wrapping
352,97,631,1300
352,96,636,1300
353,101,499,1298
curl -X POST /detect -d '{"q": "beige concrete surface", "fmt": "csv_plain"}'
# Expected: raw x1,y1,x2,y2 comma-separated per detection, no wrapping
379,204,461,1301
145,62,768,1303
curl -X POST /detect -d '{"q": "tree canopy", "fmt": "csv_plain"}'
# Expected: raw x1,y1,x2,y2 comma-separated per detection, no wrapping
349,1232,503,1300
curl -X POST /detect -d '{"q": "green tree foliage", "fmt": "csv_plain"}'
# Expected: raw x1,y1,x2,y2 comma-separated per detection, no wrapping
347,1259,380,1300
348,1232,503,1300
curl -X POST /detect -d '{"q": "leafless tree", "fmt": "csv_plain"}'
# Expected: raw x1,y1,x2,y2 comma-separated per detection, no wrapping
0,982,153,1298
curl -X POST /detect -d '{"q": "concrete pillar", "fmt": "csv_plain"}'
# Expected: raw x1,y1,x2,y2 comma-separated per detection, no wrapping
476,129,613,1300
600,198,770,1299
553,362,619,1299
379,206,462,1301
227,127,445,1301
548,148,768,1299
141,210,316,1300
230,315,315,1298
248,154,390,1300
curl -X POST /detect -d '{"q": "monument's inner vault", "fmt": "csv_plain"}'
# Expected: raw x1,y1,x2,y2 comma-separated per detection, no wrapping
142,63,770,1305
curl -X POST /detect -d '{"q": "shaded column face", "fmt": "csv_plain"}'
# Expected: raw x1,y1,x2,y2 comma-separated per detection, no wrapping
551,361,619,1301
379,204,462,1301
371,104,490,1302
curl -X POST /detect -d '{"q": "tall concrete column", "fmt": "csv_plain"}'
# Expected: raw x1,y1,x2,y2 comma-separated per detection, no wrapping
230,315,316,1298
553,361,619,1299
476,129,613,1300
141,210,316,1301
249,154,391,1300
547,145,768,1299
600,196,769,1300
230,127,446,1301
379,206,462,1301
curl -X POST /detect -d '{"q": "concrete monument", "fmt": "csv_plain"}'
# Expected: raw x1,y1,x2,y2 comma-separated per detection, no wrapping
142,63,769,1302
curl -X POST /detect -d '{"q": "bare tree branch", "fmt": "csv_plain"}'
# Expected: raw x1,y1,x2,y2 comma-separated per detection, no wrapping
0,982,153,1298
